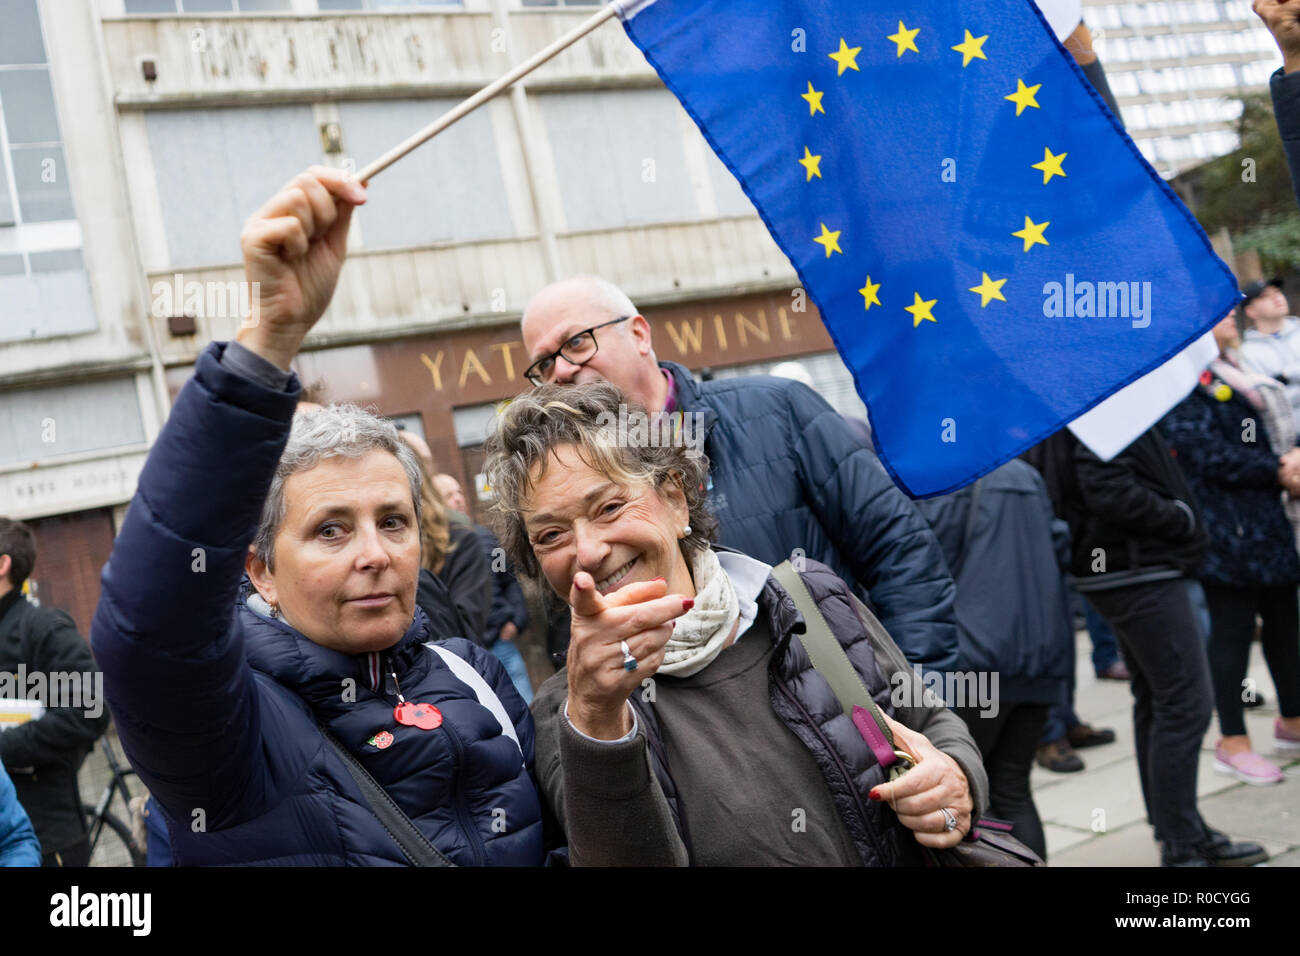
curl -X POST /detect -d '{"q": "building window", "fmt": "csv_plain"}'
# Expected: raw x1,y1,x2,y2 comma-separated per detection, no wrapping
144,105,322,268
335,98,516,249
123,0,292,13
315,0,463,11
0,377,146,468
0,0,96,341
538,89,702,231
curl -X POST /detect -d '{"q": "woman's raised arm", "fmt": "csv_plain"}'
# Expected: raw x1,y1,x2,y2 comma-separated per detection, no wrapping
89,168,365,825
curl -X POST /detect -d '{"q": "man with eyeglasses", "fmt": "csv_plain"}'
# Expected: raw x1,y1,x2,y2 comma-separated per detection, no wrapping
519,275,961,677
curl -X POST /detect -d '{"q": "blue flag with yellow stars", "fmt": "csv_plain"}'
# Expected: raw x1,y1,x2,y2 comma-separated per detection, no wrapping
620,0,1239,497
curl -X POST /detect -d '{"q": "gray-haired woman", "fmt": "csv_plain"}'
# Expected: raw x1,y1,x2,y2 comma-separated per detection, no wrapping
485,383,988,866
91,166,544,866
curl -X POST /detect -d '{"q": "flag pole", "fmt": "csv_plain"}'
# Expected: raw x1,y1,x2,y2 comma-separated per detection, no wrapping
355,2,628,183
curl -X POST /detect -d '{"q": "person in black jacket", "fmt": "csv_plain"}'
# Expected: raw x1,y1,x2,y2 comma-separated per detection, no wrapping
1027,429,1267,866
914,459,1073,859
519,275,960,677
397,431,493,645
434,472,535,701
1160,312,1300,785
0,518,108,866
1255,0,1300,204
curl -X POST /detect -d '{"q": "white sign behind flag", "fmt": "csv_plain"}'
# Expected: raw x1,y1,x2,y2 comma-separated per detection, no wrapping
1068,332,1217,460
1033,0,1084,41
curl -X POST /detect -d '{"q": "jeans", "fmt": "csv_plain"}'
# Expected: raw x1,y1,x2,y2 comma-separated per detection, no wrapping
957,703,1050,860
491,639,534,706
1087,578,1213,845
1203,584,1300,738
1086,601,1120,673
1185,579,1211,644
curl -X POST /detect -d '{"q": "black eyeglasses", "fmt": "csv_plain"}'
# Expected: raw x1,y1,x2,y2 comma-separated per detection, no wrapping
524,316,632,387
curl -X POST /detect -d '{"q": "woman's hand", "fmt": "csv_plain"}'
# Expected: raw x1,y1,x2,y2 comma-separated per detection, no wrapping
237,165,367,371
565,574,690,740
868,713,974,849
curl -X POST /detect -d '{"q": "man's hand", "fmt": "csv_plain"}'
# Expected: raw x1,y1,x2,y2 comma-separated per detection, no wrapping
868,713,974,850
1255,0,1300,74
565,574,690,740
237,165,366,371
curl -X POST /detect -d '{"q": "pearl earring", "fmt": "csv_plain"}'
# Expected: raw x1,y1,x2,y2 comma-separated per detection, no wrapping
683,524,692,536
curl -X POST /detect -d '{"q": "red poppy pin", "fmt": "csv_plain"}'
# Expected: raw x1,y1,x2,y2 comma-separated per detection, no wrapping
368,731,394,750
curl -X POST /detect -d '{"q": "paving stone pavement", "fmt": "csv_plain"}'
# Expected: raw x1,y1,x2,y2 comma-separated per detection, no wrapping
1034,632,1300,867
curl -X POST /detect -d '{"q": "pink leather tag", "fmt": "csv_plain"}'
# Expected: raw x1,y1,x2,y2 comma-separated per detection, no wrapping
852,705,899,769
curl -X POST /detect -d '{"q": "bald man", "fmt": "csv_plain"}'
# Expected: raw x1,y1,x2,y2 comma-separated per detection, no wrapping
520,275,960,676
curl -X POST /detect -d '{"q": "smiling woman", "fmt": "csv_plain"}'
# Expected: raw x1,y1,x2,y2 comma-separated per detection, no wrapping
485,383,989,866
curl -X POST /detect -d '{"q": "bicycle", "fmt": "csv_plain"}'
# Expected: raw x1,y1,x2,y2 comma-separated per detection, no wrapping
83,735,147,867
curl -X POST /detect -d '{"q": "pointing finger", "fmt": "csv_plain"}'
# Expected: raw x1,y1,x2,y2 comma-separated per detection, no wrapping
569,571,607,619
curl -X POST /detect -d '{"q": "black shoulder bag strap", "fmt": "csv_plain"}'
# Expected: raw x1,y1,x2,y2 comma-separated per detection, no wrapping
318,727,456,867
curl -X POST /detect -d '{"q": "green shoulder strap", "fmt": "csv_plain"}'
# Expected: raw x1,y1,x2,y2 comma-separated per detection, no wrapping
770,560,896,752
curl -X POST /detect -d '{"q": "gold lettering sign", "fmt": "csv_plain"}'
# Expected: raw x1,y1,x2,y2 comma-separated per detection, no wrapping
459,348,491,388
419,351,445,390
663,318,704,355
778,306,797,341
735,309,770,348
489,341,521,383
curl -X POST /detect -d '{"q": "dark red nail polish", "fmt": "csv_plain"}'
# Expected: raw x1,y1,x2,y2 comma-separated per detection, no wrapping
682,598,694,611
868,790,882,802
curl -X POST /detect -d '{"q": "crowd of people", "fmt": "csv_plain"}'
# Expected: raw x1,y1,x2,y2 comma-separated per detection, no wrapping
2,0,1300,869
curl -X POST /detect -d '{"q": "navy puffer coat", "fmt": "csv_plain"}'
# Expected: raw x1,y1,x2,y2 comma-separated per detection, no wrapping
1160,385,1300,590
91,343,544,866
662,362,959,674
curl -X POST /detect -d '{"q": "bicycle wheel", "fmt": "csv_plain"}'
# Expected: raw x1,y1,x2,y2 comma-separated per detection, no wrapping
83,804,146,867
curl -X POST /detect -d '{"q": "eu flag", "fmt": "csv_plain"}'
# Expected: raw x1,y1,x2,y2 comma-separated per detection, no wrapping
621,0,1239,497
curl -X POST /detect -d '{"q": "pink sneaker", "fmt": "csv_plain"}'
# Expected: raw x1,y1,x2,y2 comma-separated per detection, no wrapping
1214,744,1284,785
1277,719,1300,753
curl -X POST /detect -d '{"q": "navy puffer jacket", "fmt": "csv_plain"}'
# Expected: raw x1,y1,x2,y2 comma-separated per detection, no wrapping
913,460,1073,704
663,362,959,674
1160,386,1300,590
91,343,544,866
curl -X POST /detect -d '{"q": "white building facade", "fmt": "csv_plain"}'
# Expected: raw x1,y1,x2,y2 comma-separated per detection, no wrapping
1083,0,1281,175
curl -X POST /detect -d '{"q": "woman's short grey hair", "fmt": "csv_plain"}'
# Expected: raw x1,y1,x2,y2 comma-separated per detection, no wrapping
253,404,422,570
483,381,717,584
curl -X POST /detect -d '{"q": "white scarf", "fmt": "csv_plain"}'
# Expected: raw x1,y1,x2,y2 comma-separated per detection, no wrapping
658,547,740,678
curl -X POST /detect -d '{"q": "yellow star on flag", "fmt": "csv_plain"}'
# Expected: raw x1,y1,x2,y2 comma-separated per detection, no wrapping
1013,216,1050,252
1005,78,1041,116
813,223,842,257
801,81,825,116
828,38,862,76
951,30,988,67
904,292,937,327
1032,147,1068,184
859,276,882,310
969,273,1007,307
887,21,920,58
798,146,822,181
